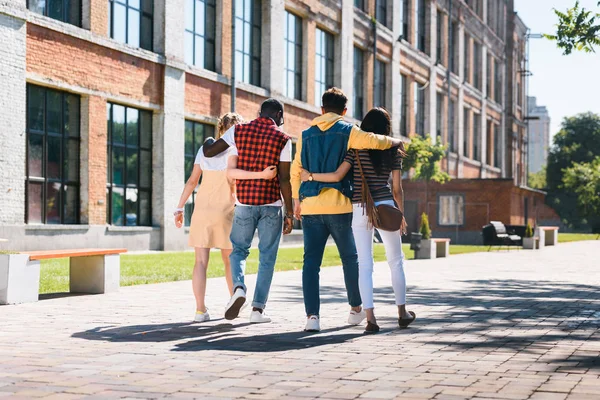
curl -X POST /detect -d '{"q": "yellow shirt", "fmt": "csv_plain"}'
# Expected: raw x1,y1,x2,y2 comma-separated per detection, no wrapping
291,113,394,215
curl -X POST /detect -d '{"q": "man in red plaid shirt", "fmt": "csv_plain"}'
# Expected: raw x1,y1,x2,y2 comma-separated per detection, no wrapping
203,99,293,324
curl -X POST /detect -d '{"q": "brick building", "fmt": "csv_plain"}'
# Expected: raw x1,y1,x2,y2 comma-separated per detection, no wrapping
0,0,556,250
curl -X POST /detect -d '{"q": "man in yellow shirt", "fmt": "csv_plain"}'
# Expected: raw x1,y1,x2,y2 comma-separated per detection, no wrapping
291,88,403,332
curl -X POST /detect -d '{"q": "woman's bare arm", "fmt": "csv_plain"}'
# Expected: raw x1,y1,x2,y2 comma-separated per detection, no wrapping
174,165,202,228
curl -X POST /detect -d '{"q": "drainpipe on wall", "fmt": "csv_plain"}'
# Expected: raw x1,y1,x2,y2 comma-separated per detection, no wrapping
231,0,236,112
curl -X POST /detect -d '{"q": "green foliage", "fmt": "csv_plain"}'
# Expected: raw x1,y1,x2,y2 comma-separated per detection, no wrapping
545,1,600,55
561,156,600,219
525,223,534,238
528,166,547,189
547,112,600,230
420,213,431,239
0,250,18,255
403,135,450,184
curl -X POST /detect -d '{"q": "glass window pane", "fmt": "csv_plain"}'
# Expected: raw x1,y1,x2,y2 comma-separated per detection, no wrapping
29,0,45,14
112,104,125,144
125,188,138,226
28,85,45,131
63,185,78,224
139,190,151,226
48,0,63,21
195,34,205,68
46,90,62,134
28,182,43,224
113,3,127,43
47,136,62,180
126,107,139,146
128,9,141,47
64,139,79,182
67,0,81,26
140,150,152,188
185,0,194,30
194,123,204,151
129,0,140,9
243,22,251,53
139,110,152,148
235,0,243,18
46,182,61,224
126,148,138,185
140,15,153,50
28,134,44,178
185,121,194,156
111,187,124,226
141,0,152,14
185,156,194,179
195,0,205,36
65,94,80,137
112,147,125,185
185,31,194,65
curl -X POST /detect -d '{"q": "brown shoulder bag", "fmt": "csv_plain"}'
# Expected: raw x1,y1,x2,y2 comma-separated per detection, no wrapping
355,152,404,232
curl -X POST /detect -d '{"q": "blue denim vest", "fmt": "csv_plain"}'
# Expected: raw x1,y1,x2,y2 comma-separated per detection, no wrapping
299,120,354,201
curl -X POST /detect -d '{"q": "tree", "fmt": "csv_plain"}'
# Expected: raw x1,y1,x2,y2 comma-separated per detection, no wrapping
528,166,547,190
403,135,450,184
546,112,600,229
546,1,600,55
561,157,600,226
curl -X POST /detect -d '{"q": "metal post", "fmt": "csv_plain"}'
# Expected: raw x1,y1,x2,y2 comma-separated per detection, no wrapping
231,0,236,112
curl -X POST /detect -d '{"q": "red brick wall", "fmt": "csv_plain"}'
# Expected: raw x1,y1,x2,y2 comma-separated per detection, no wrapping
27,24,164,105
89,0,108,36
86,96,108,225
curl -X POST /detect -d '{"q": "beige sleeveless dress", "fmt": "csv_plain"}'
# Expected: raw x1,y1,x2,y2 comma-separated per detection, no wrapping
188,146,236,249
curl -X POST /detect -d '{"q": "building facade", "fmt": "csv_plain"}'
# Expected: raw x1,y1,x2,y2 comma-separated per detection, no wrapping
0,0,545,250
527,96,551,174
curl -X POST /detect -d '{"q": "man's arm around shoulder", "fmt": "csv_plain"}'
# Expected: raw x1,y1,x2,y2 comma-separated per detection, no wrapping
349,126,403,150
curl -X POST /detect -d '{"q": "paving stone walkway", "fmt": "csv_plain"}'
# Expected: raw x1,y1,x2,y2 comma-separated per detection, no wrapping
1,241,599,400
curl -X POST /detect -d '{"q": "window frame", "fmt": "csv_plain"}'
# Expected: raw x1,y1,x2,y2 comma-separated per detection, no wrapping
353,47,365,120
400,0,410,42
463,106,470,157
437,194,465,227
416,0,428,53
106,103,153,227
449,98,456,153
473,112,481,161
25,84,81,225
414,81,426,137
284,11,303,101
27,0,82,26
473,40,482,90
436,9,444,65
185,0,217,71
375,0,387,27
314,28,334,106
109,0,154,51
374,59,387,109
436,92,444,141
235,0,262,86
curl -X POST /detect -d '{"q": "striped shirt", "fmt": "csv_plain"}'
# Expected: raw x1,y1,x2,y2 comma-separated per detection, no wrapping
344,149,402,203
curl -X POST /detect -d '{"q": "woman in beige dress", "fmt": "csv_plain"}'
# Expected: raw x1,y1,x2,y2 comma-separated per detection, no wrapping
174,113,277,322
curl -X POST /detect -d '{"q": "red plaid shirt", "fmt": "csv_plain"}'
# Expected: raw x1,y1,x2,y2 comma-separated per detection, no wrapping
234,117,290,206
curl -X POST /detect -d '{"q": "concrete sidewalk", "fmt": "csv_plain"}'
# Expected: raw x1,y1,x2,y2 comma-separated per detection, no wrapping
0,241,599,399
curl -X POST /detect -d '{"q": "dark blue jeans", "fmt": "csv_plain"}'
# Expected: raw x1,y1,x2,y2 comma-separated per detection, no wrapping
301,213,362,316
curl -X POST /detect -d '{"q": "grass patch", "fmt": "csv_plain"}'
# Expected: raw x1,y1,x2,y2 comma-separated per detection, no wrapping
37,243,525,294
558,233,599,243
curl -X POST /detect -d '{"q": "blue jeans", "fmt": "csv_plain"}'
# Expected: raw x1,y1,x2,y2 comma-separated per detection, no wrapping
230,206,283,309
301,213,362,316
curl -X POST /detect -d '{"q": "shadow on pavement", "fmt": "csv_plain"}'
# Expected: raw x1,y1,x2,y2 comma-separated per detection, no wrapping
172,326,363,353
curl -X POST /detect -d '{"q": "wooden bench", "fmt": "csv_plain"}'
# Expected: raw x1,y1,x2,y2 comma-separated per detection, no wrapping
538,226,559,247
0,248,126,305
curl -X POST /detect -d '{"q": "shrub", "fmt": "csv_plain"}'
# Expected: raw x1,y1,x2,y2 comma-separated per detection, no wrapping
525,223,533,238
420,213,431,239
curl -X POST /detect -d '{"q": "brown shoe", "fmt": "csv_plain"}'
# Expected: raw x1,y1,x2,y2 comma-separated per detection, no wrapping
364,321,380,334
398,311,416,329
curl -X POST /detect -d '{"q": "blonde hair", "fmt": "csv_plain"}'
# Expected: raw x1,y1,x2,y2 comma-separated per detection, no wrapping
217,112,244,138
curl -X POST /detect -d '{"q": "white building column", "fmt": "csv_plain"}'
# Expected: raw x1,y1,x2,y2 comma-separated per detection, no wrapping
428,3,438,142
480,45,489,175
0,1,27,226
153,0,187,250
338,0,354,116
263,0,286,96
456,22,465,176
390,0,403,136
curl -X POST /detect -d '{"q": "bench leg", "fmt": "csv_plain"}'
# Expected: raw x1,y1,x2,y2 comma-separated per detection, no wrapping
70,255,120,294
0,254,40,305
436,242,449,258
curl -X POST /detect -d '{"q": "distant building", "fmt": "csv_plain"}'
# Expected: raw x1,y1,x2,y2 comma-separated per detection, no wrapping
527,97,551,174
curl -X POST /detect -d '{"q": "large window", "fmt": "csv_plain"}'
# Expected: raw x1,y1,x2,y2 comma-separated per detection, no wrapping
315,28,334,106
26,85,80,224
374,60,386,108
185,0,216,70
464,34,471,84
436,10,444,65
463,107,470,157
414,82,426,136
109,0,153,51
450,21,459,74
354,0,365,10
486,120,493,165
473,112,481,161
284,11,303,100
473,41,482,90
436,93,444,141
449,98,456,152
494,122,502,168
487,54,493,98
438,195,464,226
184,121,215,226
353,47,365,119
400,0,410,41
494,58,502,103
28,0,81,26
235,0,262,86
400,74,408,136
375,0,387,27
106,103,152,226
416,0,427,53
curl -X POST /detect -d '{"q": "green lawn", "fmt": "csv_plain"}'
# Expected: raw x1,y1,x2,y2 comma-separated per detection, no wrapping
39,233,597,294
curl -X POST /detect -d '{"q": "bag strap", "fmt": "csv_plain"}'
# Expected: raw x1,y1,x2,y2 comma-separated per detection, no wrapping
355,151,380,228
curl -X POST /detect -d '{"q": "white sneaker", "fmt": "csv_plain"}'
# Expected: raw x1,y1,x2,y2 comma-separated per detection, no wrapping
348,308,366,325
305,315,320,332
249,310,271,323
224,287,246,320
194,309,210,323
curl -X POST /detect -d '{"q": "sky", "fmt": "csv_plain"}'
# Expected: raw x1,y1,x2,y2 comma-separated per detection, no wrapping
513,0,600,139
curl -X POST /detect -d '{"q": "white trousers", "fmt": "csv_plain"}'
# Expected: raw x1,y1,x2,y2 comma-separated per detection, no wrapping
352,201,407,309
